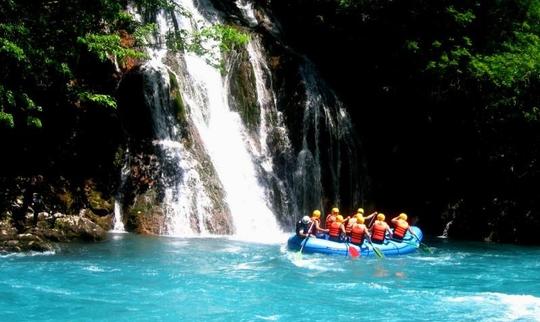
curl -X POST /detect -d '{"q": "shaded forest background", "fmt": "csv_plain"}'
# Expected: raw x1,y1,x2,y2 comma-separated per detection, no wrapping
1,0,539,243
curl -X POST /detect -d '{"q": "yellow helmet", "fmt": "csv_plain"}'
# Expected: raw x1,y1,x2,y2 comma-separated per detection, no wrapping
331,207,339,214
399,213,408,220
357,208,364,214
377,213,385,221
355,215,365,224
336,215,344,223
312,210,321,218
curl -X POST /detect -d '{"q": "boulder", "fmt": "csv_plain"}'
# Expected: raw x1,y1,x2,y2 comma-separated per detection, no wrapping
54,215,107,241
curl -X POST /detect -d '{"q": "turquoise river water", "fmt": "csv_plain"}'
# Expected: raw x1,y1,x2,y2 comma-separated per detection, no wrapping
1,233,540,321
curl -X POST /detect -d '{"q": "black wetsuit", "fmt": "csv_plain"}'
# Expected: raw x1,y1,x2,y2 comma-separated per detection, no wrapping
295,220,310,238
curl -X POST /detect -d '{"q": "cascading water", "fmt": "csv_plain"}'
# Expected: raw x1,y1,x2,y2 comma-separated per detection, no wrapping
171,0,283,242
121,0,365,239
126,0,285,241
112,200,126,232
294,62,364,215
234,1,365,217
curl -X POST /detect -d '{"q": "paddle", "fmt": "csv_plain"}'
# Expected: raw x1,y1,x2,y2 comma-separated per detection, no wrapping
296,221,315,259
345,239,360,258
411,232,432,254
366,235,384,259
401,233,432,254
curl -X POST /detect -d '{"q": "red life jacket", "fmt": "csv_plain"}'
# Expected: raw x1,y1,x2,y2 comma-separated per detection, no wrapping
350,224,366,244
372,221,387,242
325,215,336,228
393,220,409,239
328,221,341,237
345,219,355,234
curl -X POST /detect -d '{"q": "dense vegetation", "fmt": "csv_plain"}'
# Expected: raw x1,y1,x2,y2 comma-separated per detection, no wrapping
268,0,540,242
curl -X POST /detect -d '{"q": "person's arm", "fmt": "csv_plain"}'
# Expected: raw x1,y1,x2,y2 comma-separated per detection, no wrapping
314,220,329,233
363,225,371,238
365,212,378,227
385,223,392,237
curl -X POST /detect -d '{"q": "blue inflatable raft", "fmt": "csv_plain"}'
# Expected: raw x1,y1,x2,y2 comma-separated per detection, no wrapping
287,226,423,257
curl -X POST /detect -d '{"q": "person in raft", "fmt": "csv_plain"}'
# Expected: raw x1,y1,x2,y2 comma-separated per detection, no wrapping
296,216,315,239
328,215,347,242
310,209,329,237
325,207,340,228
349,214,371,246
391,213,414,241
370,213,391,244
345,208,378,234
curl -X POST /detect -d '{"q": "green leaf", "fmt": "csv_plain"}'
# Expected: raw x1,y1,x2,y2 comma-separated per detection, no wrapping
80,92,117,109
26,116,42,128
0,111,15,128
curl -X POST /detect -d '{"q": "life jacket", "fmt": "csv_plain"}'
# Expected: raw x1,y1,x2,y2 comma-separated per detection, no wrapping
328,221,341,237
372,221,387,242
393,219,409,240
350,224,366,245
325,214,336,228
345,218,356,234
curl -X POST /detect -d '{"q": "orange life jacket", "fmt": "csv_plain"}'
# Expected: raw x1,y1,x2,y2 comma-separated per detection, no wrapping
350,224,366,244
372,221,387,242
393,219,409,239
328,221,341,237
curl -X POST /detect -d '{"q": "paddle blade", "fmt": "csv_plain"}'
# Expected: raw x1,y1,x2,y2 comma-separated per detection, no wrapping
420,243,433,254
348,246,360,258
373,246,384,259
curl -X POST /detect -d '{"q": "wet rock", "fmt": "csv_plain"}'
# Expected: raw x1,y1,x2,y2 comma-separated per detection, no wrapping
126,189,165,235
84,180,113,216
82,208,113,231
54,215,107,241
0,233,54,253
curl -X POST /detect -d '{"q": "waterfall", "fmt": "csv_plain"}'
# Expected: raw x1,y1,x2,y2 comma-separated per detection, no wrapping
120,0,365,239
126,0,284,241
295,62,363,215
173,0,283,242
234,1,364,218
439,220,453,238
242,38,298,225
112,200,126,232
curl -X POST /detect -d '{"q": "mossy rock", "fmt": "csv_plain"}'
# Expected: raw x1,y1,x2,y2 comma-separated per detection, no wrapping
86,190,113,216
83,209,113,231
227,47,260,132
54,215,107,241
125,189,165,235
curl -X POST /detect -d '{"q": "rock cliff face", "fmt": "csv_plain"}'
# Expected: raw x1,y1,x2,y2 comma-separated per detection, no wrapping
0,178,111,253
